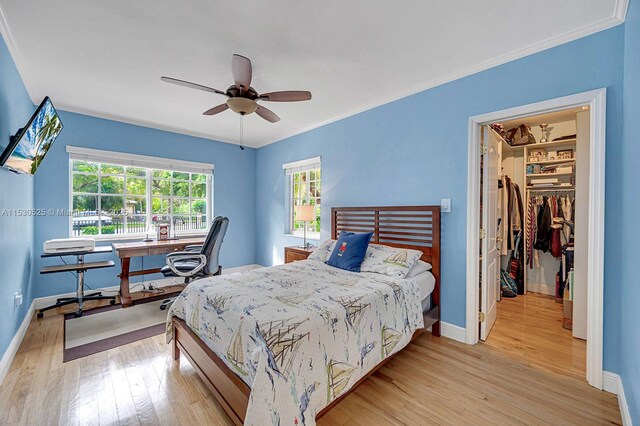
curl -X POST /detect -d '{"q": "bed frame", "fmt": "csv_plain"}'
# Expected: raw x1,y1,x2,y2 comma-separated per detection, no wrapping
171,205,441,425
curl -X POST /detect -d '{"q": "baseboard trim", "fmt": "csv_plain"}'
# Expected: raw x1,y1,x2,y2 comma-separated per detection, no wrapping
603,371,632,425
0,300,35,386
603,371,618,393
526,283,556,296
34,264,263,309
440,321,466,343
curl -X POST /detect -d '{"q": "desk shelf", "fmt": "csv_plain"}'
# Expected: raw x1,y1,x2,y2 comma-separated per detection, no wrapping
40,260,115,274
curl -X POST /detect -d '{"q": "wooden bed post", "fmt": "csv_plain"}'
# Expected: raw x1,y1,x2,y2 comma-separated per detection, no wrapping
431,208,441,336
172,327,180,360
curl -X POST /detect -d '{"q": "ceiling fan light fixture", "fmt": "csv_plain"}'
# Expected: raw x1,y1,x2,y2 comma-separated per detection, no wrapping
162,54,310,123
226,97,258,115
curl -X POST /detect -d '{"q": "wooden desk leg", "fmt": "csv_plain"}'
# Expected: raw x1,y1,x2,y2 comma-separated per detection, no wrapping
119,257,132,307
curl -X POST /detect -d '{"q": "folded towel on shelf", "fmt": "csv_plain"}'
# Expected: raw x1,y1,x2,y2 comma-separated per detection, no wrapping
530,178,559,185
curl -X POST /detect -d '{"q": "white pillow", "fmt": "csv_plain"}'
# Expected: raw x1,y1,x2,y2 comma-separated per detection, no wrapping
405,260,432,278
360,244,423,278
307,239,336,262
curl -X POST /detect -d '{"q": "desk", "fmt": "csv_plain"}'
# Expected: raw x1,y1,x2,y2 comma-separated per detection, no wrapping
39,246,116,318
112,237,205,307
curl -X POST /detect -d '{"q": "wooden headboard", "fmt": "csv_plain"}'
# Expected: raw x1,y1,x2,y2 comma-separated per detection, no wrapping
331,205,441,335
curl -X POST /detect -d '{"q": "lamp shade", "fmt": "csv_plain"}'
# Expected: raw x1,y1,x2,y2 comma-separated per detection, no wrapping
296,205,315,222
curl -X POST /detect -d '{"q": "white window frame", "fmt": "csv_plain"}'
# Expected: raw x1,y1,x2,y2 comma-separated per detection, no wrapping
283,157,321,240
67,146,214,240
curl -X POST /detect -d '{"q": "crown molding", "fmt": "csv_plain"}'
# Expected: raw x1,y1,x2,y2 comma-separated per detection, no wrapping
1,2,628,149
614,0,629,21
52,101,255,148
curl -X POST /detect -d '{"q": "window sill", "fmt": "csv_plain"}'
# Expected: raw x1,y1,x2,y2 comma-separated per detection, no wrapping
70,231,209,243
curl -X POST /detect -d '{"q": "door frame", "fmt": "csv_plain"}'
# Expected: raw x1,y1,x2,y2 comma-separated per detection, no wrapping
465,88,607,389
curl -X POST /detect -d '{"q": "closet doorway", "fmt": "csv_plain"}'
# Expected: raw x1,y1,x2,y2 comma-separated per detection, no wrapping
466,89,607,389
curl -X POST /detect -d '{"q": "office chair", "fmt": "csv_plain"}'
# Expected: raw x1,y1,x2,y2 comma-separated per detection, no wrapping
159,216,229,310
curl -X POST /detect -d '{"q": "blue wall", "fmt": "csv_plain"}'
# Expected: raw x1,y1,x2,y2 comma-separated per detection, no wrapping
0,37,36,359
620,0,640,420
33,112,256,297
256,27,626,371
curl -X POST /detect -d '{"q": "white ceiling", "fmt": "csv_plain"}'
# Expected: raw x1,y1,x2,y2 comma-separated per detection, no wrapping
0,1,626,148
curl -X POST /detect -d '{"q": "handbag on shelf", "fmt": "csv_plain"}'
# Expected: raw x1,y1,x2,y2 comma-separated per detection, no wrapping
503,124,536,147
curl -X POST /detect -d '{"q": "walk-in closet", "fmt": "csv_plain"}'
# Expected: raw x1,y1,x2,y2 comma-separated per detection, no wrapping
479,106,590,377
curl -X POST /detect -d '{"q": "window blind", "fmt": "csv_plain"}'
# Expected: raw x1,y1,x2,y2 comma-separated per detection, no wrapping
282,156,321,175
66,146,214,175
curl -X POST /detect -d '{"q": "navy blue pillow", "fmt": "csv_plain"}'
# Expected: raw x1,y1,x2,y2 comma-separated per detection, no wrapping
326,231,373,272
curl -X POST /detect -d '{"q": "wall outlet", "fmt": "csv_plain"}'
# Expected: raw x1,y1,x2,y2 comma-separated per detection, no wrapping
14,290,23,307
441,198,451,213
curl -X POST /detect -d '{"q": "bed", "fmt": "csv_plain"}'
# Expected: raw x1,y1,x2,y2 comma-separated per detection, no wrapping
167,205,440,425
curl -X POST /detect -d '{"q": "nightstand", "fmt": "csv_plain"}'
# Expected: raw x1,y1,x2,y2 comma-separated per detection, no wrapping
284,246,315,263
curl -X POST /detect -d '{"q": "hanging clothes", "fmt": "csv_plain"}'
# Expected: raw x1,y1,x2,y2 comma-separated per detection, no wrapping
499,176,509,254
527,197,536,269
499,174,525,293
499,175,524,253
550,221,563,257
534,196,552,252
528,193,576,266
560,195,574,242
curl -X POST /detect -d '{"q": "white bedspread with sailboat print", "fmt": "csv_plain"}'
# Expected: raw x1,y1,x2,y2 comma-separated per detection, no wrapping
166,259,424,425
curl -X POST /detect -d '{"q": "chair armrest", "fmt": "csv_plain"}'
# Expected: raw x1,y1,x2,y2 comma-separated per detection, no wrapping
167,251,202,259
166,253,207,277
184,245,203,252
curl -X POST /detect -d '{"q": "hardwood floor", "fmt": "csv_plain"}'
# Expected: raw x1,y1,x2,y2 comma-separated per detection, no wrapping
484,292,586,380
0,299,620,426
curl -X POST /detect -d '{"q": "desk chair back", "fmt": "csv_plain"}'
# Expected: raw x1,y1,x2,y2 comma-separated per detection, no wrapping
201,216,229,275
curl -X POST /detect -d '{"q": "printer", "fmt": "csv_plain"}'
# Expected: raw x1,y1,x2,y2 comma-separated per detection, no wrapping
43,238,96,254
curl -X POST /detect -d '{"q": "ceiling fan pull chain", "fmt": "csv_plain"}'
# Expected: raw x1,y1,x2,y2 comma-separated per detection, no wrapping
239,113,245,150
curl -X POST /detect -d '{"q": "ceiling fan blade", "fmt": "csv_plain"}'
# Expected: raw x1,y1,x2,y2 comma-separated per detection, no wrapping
203,104,229,116
232,54,252,92
161,76,227,96
259,91,312,102
255,105,280,123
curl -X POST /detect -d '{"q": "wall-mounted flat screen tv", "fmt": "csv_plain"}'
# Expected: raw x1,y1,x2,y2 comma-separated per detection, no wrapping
0,96,63,175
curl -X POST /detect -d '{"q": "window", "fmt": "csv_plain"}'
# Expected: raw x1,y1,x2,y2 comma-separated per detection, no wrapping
284,157,321,239
68,147,213,238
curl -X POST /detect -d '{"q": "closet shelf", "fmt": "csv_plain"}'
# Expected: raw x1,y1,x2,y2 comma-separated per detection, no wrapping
532,138,577,147
526,186,575,192
526,158,575,166
527,172,574,177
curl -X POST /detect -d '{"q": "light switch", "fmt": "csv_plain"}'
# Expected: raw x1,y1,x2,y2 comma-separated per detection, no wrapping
441,198,451,213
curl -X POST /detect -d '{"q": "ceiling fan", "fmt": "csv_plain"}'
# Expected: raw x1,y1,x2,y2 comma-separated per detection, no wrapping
161,54,312,123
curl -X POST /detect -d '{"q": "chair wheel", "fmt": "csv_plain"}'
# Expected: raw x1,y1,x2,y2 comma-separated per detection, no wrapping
110,299,116,305
160,304,167,311
74,311,83,318
37,312,44,319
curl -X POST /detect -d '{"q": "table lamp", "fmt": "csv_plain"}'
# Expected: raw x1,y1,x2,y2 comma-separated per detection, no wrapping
296,205,315,248
143,224,156,242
